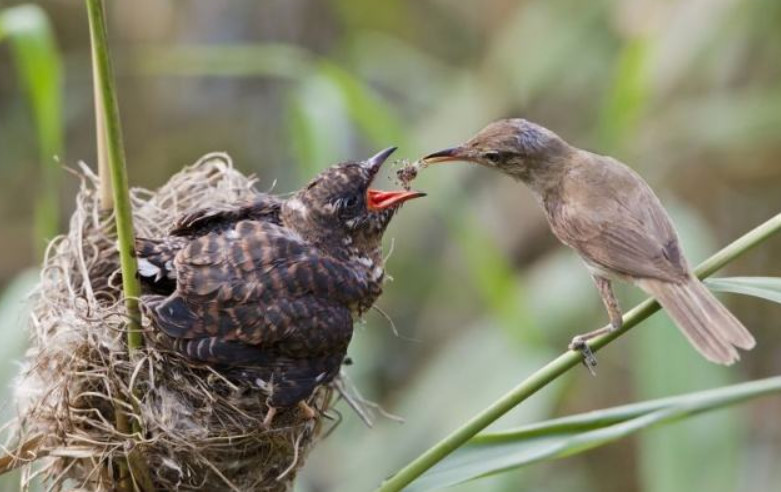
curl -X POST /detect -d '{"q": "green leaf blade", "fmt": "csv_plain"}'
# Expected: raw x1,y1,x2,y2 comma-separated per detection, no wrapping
705,276,781,304
409,376,781,491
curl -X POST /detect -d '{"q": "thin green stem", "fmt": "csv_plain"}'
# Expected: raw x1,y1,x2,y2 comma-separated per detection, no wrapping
89,16,111,212
377,212,781,492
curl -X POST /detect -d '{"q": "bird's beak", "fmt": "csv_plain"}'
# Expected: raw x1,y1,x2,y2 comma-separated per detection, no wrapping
367,189,426,211
421,146,471,165
364,146,425,210
364,146,398,176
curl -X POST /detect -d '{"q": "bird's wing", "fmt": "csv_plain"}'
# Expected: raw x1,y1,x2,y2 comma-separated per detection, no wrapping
170,194,283,237
153,295,353,359
148,220,372,347
147,293,352,403
546,156,688,282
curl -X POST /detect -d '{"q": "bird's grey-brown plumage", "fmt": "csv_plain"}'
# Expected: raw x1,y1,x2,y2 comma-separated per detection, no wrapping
423,119,755,365
136,148,423,412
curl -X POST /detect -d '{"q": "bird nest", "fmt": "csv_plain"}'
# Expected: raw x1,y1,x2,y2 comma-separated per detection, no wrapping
9,154,341,491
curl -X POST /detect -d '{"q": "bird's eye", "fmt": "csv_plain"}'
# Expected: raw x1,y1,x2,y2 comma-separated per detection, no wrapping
334,195,361,215
342,196,358,209
484,151,501,163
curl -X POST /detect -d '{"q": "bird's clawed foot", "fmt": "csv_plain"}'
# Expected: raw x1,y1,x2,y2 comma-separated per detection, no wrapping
568,320,622,376
569,335,598,376
569,275,627,373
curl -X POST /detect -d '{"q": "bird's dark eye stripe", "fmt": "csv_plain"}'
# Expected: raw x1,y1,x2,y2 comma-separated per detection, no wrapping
484,150,502,161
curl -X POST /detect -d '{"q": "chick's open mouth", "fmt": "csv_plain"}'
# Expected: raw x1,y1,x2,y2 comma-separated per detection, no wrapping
363,147,425,211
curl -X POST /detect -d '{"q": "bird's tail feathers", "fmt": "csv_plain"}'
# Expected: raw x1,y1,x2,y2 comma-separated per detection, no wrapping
638,276,755,365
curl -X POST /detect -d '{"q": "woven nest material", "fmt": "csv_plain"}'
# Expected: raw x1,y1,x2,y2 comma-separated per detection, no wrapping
10,154,342,491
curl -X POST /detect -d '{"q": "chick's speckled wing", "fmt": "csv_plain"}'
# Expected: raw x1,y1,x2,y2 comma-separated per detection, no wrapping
170,194,283,237
148,220,373,355
545,155,688,282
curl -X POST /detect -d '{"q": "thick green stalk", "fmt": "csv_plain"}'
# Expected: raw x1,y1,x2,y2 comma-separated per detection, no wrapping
85,0,142,351
86,1,150,490
377,212,781,492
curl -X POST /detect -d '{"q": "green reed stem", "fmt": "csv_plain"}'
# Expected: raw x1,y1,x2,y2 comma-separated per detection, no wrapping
85,1,152,490
377,212,781,492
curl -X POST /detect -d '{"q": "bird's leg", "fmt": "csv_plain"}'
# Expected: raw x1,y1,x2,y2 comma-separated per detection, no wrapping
262,406,277,428
593,274,624,332
569,275,623,374
298,401,317,420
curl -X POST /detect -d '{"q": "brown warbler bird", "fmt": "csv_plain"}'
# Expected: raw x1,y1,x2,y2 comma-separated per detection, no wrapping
422,119,755,366
137,147,424,425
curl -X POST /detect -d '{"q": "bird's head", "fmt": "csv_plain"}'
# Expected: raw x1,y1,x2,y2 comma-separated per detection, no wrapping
282,147,425,253
421,119,571,183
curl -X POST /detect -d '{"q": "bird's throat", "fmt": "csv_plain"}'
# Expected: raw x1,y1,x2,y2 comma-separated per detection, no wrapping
510,153,575,199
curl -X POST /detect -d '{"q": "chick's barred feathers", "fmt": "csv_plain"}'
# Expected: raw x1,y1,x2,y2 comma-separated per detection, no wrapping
139,219,363,408
638,276,756,364
169,195,283,237
136,151,404,411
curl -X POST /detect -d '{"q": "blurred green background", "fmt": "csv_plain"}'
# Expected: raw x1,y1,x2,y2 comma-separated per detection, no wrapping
1,0,780,491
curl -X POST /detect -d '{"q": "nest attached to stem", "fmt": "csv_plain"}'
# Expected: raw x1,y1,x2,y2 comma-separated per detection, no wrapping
10,154,338,491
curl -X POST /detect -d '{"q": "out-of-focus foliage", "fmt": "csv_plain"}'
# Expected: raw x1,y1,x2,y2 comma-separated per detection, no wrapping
0,1,780,491
0,5,62,489
0,4,62,252
0,269,39,490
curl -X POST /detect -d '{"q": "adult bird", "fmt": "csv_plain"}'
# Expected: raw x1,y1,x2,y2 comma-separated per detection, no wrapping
136,148,425,425
421,119,755,367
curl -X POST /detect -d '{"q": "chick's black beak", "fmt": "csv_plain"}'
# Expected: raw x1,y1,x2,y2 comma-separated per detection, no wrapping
364,146,398,175
421,146,469,164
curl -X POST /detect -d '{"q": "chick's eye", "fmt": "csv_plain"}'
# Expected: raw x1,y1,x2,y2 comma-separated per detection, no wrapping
334,195,361,214
342,196,358,209
484,151,501,163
